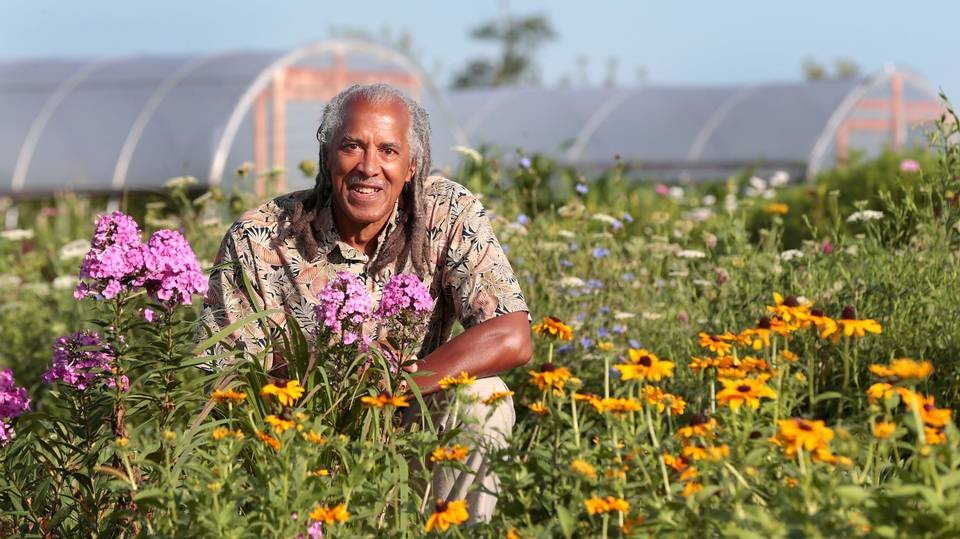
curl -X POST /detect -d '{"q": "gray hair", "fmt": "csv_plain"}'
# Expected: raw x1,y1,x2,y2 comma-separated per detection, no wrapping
315,83,431,195
277,83,433,276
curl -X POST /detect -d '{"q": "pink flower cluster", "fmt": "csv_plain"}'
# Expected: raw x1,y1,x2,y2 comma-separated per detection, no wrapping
375,274,434,320
315,271,374,349
43,331,125,391
314,272,435,355
0,368,30,445
74,211,208,306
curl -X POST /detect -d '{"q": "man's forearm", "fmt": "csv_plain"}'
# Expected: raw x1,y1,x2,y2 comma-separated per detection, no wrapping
411,311,533,395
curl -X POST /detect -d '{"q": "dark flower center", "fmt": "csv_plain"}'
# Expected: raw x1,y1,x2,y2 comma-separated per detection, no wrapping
757,317,772,329
710,334,722,342
737,384,751,393
547,316,563,324
435,499,448,513
638,355,653,367
784,296,800,307
797,420,813,431
749,430,762,439
275,379,289,388
690,413,708,426
841,306,857,320
540,362,556,373
810,309,825,317
924,404,936,412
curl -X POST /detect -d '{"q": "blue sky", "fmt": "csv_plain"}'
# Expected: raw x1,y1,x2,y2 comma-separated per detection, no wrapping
2,0,958,99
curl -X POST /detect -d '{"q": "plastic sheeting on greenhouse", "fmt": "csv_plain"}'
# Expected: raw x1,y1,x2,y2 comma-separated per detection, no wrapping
0,39,946,196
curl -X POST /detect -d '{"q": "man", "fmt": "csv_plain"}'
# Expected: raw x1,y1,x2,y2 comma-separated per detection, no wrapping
197,83,532,522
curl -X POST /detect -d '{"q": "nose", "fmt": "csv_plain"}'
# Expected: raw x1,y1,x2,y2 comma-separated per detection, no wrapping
357,147,379,177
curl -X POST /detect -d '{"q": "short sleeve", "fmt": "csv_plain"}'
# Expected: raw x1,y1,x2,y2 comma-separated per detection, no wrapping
194,224,271,362
441,197,529,329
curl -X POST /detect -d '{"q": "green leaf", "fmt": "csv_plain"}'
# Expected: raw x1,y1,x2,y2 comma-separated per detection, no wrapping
555,505,575,538
813,391,842,403
835,485,869,504
192,308,281,354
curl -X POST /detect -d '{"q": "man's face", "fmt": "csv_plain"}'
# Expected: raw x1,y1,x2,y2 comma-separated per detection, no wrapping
327,96,415,234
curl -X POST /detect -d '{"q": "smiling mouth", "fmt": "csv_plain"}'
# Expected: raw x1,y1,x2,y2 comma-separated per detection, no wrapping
352,186,382,194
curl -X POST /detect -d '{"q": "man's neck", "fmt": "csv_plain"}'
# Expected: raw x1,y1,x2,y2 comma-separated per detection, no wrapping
330,205,390,258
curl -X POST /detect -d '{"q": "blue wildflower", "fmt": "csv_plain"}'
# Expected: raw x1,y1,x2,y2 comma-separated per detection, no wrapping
586,279,603,291
592,247,609,259
516,213,529,226
575,183,588,195
557,343,574,355
611,219,623,230
599,306,611,315
622,212,634,223
629,339,641,349
560,259,573,268
613,324,626,334
622,272,635,282
519,156,532,170
597,327,609,338
579,336,594,348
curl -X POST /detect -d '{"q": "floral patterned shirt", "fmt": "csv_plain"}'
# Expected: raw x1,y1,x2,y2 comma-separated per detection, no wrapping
196,176,528,368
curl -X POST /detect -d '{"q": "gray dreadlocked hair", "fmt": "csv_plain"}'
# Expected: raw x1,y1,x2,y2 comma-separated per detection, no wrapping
277,83,433,276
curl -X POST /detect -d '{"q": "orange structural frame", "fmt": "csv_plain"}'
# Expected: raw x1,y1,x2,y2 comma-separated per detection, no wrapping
836,73,946,164
251,52,421,195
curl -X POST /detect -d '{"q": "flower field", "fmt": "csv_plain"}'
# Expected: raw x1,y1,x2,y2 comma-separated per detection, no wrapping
2,110,960,537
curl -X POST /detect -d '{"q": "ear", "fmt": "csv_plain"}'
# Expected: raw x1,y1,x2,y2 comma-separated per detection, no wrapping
406,157,416,182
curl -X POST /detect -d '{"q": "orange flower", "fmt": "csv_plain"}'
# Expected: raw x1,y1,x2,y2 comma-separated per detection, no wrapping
822,306,881,341
260,380,304,406
532,316,573,341
681,482,703,497
763,203,789,215
360,392,410,408
872,421,896,439
482,390,514,405
584,495,630,515
528,363,578,394
264,414,295,433
528,402,550,416
676,415,718,439
597,397,643,415
430,445,470,463
716,377,777,411
869,358,934,382
424,499,469,532
689,356,722,374
771,418,834,458
255,430,280,451
866,382,894,404
570,459,597,479
662,453,689,473
697,333,735,356
211,388,247,404
438,371,476,389
766,293,810,323
925,427,947,445
309,502,350,524
616,349,675,382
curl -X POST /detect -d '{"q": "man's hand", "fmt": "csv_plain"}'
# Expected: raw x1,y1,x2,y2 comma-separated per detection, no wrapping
374,339,419,395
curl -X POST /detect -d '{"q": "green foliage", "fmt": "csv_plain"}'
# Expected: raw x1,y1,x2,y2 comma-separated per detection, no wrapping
1,106,960,537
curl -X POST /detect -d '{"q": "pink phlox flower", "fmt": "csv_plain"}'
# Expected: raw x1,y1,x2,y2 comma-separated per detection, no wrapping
314,272,373,349
0,368,30,445
43,331,117,391
375,274,434,320
140,229,208,306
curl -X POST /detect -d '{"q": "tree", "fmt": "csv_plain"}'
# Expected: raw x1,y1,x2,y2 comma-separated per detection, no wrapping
451,13,556,88
803,57,862,81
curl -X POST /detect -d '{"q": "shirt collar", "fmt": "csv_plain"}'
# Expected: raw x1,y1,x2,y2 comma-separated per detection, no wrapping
310,197,401,265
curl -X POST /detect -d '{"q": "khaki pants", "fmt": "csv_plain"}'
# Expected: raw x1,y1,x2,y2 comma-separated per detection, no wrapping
402,376,516,524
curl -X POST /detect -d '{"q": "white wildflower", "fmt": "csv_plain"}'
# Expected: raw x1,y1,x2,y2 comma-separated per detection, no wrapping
676,249,707,259
681,208,713,223
702,194,717,206
770,170,790,187
693,279,713,287
614,311,636,320
590,213,621,226
780,249,804,261
641,312,664,320
846,210,884,223
724,194,739,212
0,229,34,241
0,275,22,289
556,230,577,239
558,277,586,288
59,239,91,259
163,175,198,190
452,145,483,164
668,187,684,200
52,275,79,290
749,176,767,191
